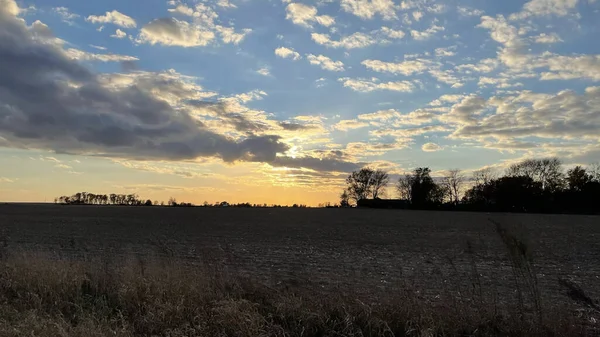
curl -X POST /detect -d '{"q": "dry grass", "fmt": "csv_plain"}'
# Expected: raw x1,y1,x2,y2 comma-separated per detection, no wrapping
0,249,595,337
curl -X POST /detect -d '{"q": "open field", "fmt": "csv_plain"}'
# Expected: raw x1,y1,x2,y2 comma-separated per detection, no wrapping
0,203,599,335
1,204,599,296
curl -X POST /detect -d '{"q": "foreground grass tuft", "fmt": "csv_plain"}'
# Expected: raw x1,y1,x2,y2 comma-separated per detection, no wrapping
0,250,595,337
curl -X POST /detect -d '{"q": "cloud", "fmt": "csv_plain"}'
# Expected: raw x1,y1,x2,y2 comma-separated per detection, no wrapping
65,49,139,62
215,26,252,44
0,177,14,183
138,18,216,47
450,87,600,143
362,58,432,75
340,0,397,20
410,24,444,40
457,6,484,16
510,0,579,20
275,46,301,60
1,0,19,16
339,78,415,92
256,67,271,76
440,95,488,125
86,10,136,28
53,7,80,24
285,3,335,27
333,119,369,131
422,142,442,152
306,54,345,71
311,32,377,49
0,8,291,165
111,29,127,39
533,33,563,44
379,27,405,39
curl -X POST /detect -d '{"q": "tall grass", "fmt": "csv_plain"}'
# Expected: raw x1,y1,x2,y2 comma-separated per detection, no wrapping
0,223,597,336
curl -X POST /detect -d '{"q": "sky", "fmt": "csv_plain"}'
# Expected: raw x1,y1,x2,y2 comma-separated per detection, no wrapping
1,0,600,205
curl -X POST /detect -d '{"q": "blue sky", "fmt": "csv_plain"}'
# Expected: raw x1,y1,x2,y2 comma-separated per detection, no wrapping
1,0,600,204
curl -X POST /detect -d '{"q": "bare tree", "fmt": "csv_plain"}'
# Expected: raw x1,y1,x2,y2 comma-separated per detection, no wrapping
442,169,465,204
371,169,389,199
340,190,350,207
507,157,564,191
396,173,412,200
345,168,389,202
473,167,496,186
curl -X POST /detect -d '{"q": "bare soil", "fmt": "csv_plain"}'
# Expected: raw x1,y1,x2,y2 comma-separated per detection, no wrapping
1,203,599,304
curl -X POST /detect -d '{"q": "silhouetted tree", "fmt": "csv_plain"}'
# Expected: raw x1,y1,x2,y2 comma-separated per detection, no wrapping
442,169,465,204
506,157,564,192
345,168,389,202
340,190,350,207
398,168,444,206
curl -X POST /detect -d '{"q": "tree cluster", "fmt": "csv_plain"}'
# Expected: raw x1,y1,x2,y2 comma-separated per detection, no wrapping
56,192,150,206
343,158,600,214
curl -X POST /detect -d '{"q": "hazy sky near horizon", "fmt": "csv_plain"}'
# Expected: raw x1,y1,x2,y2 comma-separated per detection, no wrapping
1,0,600,205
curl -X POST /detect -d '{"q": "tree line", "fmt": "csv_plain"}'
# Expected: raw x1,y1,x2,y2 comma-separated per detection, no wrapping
343,158,600,214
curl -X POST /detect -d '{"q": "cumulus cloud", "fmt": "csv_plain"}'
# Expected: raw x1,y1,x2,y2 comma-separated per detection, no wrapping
362,58,432,75
138,3,250,47
422,142,442,152
65,49,139,62
0,7,291,165
333,119,369,131
275,46,301,60
533,33,563,44
509,0,579,20
440,95,488,125
285,3,335,27
138,18,216,47
379,27,405,39
340,0,397,20
339,78,415,92
450,87,600,146
311,32,378,49
410,24,444,40
111,29,127,39
306,54,345,71
86,10,136,28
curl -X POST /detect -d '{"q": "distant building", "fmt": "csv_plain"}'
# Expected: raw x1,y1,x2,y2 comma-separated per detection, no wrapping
357,199,410,209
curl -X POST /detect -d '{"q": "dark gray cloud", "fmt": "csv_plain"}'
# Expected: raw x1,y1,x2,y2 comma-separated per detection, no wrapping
278,122,315,131
0,9,288,163
270,156,363,173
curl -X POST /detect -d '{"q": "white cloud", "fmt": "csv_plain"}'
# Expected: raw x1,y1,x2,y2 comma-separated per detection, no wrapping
340,0,397,20
285,3,335,27
510,0,579,20
412,11,423,21
422,142,442,152
311,32,377,49
216,0,237,8
380,27,405,39
410,24,444,40
275,46,301,60
533,33,563,44
339,78,415,92
256,67,271,76
89,44,107,50
215,26,252,44
440,95,488,125
2,0,19,16
86,10,137,28
362,58,432,75
138,18,215,47
457,6,484,16
307,54,345,71
111,29,127,39
65,48,139,62
333,119,370,131
52,7,80,24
